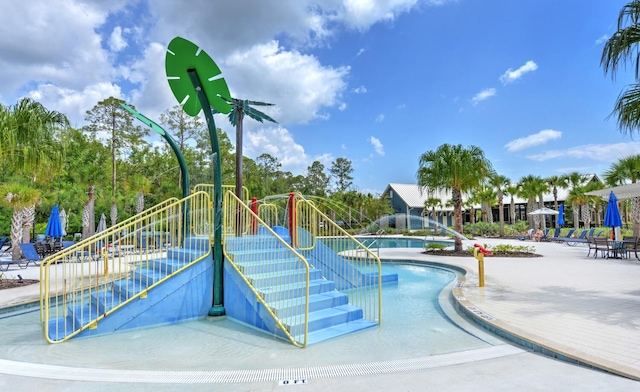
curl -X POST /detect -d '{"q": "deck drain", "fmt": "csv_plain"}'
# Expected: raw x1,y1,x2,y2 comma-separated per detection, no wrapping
0,345,522,384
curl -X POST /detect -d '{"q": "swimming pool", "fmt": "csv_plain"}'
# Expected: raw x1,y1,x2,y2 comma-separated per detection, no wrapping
356,236,453,249
0,263,489,372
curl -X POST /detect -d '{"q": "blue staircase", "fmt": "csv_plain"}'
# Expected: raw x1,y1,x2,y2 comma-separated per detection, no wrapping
223,234,378,345
47,236,214,342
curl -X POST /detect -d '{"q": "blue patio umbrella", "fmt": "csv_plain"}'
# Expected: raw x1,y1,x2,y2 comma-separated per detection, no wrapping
44,205,63,238
557,204,565,226
604,191,623,228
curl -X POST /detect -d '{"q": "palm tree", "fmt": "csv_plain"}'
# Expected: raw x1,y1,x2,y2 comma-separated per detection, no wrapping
474,186,497,223
601,2,640,135
566,185,591,230
423,197,442,229
518,175,548,229
220,97,277,201
489,173,510,236
0,183,41,260
545,175,568,228
564,172,585,231
504,184,519,225
0,98,69,180
417,144,493,251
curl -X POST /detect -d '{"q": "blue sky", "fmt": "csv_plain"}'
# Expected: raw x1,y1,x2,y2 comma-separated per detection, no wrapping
0,0,636,195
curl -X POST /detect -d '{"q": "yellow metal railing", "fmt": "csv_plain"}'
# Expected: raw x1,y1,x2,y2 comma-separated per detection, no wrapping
222,191,310,347
257,202,280,227
194,184,249,201
296,194,382,324
40,191,213,343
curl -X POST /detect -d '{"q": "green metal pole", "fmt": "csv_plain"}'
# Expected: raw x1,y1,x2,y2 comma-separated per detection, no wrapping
188,69,225,317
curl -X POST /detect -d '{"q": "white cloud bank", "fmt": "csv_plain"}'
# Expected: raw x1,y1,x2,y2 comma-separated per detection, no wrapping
505,129,562,152
527,142,640,162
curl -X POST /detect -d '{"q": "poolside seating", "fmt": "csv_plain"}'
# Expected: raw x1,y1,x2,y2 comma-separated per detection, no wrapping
18,243,44,267
563,228,594,246
542,228,560,242
0,237,10,256
591,237,612,259
550,229,576,243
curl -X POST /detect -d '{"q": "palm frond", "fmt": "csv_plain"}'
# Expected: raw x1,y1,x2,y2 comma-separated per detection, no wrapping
610,82,640,134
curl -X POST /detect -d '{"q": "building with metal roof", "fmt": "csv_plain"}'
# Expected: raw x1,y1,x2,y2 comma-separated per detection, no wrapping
381,174,602,230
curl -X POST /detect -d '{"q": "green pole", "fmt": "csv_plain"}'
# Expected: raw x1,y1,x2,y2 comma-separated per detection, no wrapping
188,69,225,317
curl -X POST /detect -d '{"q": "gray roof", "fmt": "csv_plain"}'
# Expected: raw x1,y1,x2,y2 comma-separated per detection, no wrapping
383,175,600,211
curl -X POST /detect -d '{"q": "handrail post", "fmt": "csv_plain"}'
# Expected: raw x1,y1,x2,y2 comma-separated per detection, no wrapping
250,197,258,234
288,193,297,248
473,248,485,287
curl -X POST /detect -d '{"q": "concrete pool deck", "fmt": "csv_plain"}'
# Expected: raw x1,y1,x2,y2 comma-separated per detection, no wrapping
0,238,639,390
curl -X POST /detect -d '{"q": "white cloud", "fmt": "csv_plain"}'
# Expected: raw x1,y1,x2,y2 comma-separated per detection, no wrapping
505,129,562,152
471,88,496,105
369,136,384,156
222,41,349,125
244,125,320,174
341,144,347,150
338,102,348,111
109,26,128,52
595,34,609,45
527,142,640,162
357,48,365,56
28,82,123,127
354,85,367,94
499,60,538,85
375,114,384,122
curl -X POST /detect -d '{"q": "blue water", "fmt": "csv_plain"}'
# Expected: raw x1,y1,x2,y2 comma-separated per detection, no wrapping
0,263,488,371
357,237,453,249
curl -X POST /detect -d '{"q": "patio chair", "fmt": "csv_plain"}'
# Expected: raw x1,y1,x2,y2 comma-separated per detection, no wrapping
0,237,10,256
550,229,575,243
18,243,44,267
562,229,591,246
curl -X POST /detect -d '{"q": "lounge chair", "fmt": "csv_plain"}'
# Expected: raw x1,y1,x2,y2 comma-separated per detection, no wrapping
19,243,45,267
562,229,592,246
0,237,10,256
551,229,576,243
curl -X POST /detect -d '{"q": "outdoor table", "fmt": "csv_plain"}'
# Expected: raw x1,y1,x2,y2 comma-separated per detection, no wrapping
607,240,629,259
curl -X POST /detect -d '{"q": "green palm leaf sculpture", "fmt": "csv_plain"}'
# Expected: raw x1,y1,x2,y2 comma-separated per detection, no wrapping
165,36,231,317
165,37,232,116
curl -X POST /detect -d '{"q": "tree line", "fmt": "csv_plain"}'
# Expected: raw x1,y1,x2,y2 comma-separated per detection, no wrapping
0,97,392,257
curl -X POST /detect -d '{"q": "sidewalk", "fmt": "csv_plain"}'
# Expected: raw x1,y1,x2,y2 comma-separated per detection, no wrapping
379,237,640,380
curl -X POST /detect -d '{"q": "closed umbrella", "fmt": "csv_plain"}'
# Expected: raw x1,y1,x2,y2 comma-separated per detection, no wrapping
44,205,63,238
557,204,565,226
59,209,67,237
604,191,622,240
96,213,107,234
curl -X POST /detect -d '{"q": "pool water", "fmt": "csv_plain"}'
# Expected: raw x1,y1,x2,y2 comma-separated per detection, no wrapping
356,237,452,249
0,263,489,371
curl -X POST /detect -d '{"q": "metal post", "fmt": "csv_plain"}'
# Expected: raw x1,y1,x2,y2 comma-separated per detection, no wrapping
288,193,296,248
187,69,225,317
473,247,485,287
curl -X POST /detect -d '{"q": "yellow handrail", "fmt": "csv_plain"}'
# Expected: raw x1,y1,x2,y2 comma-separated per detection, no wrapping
222,190,310,347
40,191,212,343
296,194,382,324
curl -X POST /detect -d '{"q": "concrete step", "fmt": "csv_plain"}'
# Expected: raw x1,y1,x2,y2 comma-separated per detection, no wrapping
281,304,364,334
246,268,322,289
235,257,302,275
270,291,349,317
258,279,335,302
306,319,378,345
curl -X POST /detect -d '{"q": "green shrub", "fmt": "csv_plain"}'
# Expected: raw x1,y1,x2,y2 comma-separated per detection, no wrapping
425,243,447,251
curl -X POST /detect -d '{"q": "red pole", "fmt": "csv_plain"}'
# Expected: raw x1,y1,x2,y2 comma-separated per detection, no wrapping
288,193,296,248
250,197,258,235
